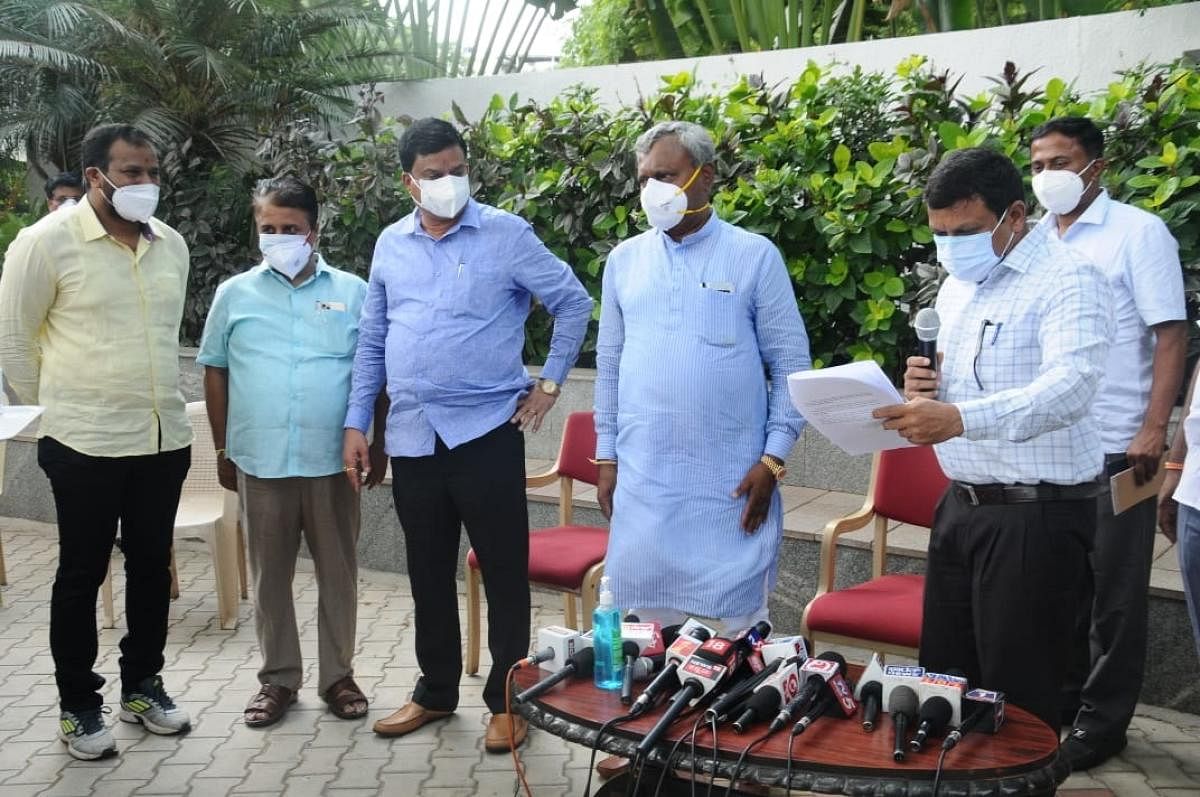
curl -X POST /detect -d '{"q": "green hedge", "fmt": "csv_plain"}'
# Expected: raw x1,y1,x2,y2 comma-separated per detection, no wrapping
243,58,1200,370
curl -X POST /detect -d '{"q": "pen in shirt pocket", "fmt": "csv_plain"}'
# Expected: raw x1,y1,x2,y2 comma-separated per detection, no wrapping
700,281,734,293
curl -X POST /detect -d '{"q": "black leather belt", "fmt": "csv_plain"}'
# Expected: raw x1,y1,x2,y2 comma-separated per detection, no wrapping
951,481,1101,506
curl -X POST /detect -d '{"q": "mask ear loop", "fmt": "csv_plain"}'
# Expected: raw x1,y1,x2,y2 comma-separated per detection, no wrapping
676,165,711,217
1077,158,1099,197
992,204,1018,262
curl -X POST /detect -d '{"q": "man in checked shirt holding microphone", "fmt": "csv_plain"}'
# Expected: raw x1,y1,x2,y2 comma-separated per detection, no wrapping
873,147,1113,732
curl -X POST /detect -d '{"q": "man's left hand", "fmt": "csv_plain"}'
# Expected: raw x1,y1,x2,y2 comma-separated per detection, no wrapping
511,390,556,432
733,463,776,534
365,442,388,489
873,397,964,445
1126,425,1167,486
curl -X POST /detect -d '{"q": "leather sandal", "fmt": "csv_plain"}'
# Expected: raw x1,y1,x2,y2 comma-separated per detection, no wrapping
323,676,368,720
244,684,296,728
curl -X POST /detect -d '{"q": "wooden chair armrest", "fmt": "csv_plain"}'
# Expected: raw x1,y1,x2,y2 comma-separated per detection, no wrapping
525,468,559,489
812,498,876,598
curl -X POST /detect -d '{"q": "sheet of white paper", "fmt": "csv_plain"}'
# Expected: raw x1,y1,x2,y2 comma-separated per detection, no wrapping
0,405,43,441
787,362,912,456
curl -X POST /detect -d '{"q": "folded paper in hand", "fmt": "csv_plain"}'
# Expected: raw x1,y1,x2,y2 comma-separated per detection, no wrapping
787,361,912,456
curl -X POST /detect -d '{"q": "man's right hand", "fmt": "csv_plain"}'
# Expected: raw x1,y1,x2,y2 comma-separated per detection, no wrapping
343,429,371,493
216,455,238,493
597,463,617,520
903,355,939,401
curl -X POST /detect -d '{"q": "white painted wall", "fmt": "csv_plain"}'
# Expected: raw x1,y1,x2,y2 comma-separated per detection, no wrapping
378,5,1199,123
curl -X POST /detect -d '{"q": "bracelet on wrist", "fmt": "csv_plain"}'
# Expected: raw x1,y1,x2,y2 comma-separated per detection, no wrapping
589,458,617,466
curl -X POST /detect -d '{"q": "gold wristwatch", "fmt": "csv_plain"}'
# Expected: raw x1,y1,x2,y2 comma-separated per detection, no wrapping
539,379,560,396
760,455,786,481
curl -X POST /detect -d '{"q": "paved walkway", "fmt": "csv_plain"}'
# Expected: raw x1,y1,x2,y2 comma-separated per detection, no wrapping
0,516,1198,796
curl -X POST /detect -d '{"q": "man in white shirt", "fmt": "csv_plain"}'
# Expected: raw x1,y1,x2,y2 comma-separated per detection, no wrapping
1030,117,1187,770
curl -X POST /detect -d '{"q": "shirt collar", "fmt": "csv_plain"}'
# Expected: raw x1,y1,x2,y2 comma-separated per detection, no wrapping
400,198,482,239
661,210,720,249
1068,188,1110,228
79,194,158,242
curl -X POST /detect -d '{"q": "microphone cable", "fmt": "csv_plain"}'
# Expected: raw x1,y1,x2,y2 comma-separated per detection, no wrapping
784,719,804,797
724,731,771,796
931,745,950,796
504,664,533,797
657,715,700,797
582,710,638,797
705,714,719,797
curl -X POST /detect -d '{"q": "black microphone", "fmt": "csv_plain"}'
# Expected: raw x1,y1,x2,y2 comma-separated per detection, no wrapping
619,641,640,705
513,648,595,705
629,626,709,716
859,680,882,732
889,685,919,762
791,688,835,736
728,659,799,734
769,652,846,733
706,656,785,723
914,307,940,373
910,696,953,751
634,638,735,758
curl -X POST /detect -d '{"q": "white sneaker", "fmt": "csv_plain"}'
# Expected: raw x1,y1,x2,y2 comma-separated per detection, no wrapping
58,707,117,760
119,676,191,735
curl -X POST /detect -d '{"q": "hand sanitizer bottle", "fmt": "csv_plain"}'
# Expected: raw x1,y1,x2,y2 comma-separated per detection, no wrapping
592,576,623,690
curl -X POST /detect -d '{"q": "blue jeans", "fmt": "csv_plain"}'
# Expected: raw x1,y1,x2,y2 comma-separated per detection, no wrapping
1177,503,1200,660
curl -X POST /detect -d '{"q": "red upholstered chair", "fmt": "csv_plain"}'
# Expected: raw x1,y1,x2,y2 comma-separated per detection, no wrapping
464,411,608,675
800,445,950,658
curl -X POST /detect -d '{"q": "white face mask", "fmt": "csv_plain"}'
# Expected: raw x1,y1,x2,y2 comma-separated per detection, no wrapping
259,233,313,279
1031,159,1097,215
412,173,470,220
639,166,708,232
98,171,160,223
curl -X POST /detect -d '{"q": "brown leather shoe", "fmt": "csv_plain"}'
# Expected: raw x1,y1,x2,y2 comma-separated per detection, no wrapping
485,713,528,753
372,701,453,737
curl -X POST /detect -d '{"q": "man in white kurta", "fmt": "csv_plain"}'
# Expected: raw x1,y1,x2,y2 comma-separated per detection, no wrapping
594,122,811,626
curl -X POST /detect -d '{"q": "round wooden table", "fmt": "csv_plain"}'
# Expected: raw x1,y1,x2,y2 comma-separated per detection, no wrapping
512,666,1068,795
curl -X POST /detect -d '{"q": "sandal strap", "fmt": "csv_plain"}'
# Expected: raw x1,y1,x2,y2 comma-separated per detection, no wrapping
323,676,365,708
246,684,294,714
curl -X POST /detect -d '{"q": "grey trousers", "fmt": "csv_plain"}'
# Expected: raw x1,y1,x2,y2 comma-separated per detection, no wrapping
239,471,360,695
1067,467,1157,740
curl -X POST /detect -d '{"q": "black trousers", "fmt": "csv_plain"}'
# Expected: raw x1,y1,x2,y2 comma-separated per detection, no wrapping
919,486,1093,731
1065,463,1157,741
38,437,190,712
390,422,530,714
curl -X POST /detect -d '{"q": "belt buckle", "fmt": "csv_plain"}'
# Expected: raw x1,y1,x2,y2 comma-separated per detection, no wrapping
962,484,980,506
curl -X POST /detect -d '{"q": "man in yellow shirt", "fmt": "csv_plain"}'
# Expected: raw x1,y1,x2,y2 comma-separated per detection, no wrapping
0,124,193,760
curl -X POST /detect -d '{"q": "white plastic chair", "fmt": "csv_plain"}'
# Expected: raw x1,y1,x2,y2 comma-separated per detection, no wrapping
101,401,245,630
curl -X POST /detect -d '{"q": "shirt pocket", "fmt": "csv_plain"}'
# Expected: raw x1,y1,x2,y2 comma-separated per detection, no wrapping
697,285,738,347
451,263,508,319
308,301,356,357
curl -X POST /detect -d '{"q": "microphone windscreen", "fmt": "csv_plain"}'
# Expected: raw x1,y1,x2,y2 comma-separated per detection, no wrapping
571,647,596,675
862,681,882,701
920,696,953,730
914,307,940,342
888,685,919,717
622,640,640,659
624,614,640,623
692,627,712,643
661,624,682,647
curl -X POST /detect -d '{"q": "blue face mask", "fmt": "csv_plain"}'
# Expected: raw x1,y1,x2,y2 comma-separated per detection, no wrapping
933,207,1016,283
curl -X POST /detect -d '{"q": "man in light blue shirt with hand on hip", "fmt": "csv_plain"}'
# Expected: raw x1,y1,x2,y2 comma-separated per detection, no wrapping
199,176,387,730
343,118,591,752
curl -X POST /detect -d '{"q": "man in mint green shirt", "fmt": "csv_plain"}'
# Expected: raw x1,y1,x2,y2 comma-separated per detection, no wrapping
198,176,386,728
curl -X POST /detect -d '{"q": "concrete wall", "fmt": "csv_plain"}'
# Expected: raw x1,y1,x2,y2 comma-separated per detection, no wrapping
378,6,1199,123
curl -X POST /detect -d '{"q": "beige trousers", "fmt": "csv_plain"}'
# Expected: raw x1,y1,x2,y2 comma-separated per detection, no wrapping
238,471,359,695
